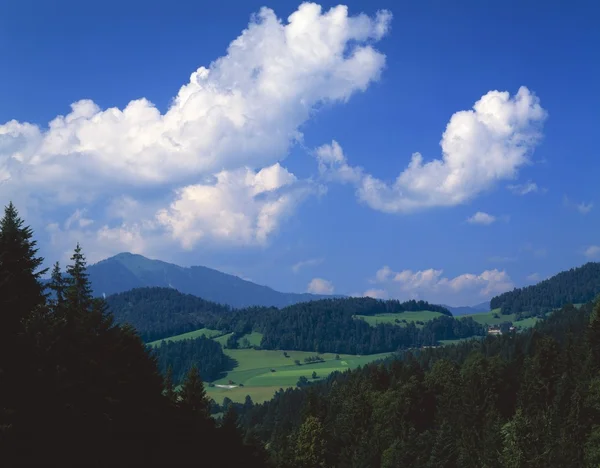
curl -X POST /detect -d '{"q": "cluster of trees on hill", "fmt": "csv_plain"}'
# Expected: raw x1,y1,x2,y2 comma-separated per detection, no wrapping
206,301,483,355
275,297,451,316
106,287,232,342
104,288,456,344
491,261,600,316
239,301,600,467
152,336,235,384
0,203,266,467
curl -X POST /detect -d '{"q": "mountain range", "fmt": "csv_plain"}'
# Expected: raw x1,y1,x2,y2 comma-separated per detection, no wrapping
84,252,340,309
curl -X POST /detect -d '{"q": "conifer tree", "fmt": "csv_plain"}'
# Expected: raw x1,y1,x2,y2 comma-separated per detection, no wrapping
164,365,177,404
65,243,93,315
179,364,211,421
0,202,47,338
47,261,66,311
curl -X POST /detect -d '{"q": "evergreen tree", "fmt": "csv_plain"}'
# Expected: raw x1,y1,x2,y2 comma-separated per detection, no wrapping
65,243,93,315
164,365,177,404
292,415,328,468
0,202,47,338
47,261,66,311
179,364,211,421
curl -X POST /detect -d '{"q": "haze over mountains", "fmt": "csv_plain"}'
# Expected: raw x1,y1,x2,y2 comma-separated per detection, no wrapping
86,252,341,309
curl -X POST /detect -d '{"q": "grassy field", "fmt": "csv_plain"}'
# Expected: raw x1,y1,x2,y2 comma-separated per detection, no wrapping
147,328,225,347
239,331,263,347
207,349,393,404
355,310,445,327
463,309,539,329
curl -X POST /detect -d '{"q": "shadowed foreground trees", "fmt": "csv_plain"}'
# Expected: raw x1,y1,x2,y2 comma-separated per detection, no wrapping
0,203,266,467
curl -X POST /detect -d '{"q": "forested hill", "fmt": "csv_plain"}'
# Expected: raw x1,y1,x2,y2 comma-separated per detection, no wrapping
85,252,340,308
283,297,452,317
106,288,454,353
105,287,233,342
240,301,600,467
203,297,477,355
490,261,600,315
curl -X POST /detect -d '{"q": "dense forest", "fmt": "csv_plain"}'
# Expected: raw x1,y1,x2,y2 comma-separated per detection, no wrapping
152,335,235,384
204,299,481,354
105,289,452,345
239,300,600,467
491,261,600,316
0,203,266,467
106,286,232,342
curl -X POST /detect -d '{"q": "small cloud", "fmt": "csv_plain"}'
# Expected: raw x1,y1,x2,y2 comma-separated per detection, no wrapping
507,181,544,195
291,258,324,273
584,245,600,259
577,202,593,214
467,211,496,225
526,273,541,282
307,278,334,294
564,196,593,215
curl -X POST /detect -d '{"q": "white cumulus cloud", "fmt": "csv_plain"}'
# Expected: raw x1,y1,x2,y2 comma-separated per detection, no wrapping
370,265,514,305
467,211,496,225
0,3,391,258
316,86,547,213
307,277,334,294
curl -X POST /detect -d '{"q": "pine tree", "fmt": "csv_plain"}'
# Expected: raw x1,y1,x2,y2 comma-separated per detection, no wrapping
0,202,47,338
221,405,242,443
47,262,66,312
65,243,93,315
179,365,211,421
164,365,177,404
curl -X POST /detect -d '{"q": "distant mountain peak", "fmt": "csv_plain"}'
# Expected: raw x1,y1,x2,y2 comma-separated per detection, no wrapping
87,253,340,308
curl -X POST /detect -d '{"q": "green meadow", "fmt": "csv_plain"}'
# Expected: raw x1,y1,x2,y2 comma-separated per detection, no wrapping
355,310,445,327
159,306,543,404
207,349,394,403
147,328,225,347
463,309,539,329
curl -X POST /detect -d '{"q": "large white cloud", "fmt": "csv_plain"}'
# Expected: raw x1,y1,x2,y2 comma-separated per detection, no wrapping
0,3,391,257
316,86,547,213
366,265,514,305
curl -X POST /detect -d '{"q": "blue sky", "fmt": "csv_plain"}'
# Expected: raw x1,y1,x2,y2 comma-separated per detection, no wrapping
1,0,599,306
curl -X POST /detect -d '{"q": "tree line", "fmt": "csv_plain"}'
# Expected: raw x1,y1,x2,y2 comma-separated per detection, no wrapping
152,335,236,384
106,286,232,342
0,202,266,467
491,261,600,317
205,302,484,355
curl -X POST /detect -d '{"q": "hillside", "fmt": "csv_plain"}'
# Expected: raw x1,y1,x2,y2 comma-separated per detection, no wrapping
490,261,600,316
239,301,600,467
105,287,233,342
105,291,456,348
86,252,339,308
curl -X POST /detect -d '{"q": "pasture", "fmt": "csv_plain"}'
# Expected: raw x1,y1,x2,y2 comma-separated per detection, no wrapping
147,328,225,347
355,310,445,327
207,349,394,403
463,309,539,329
